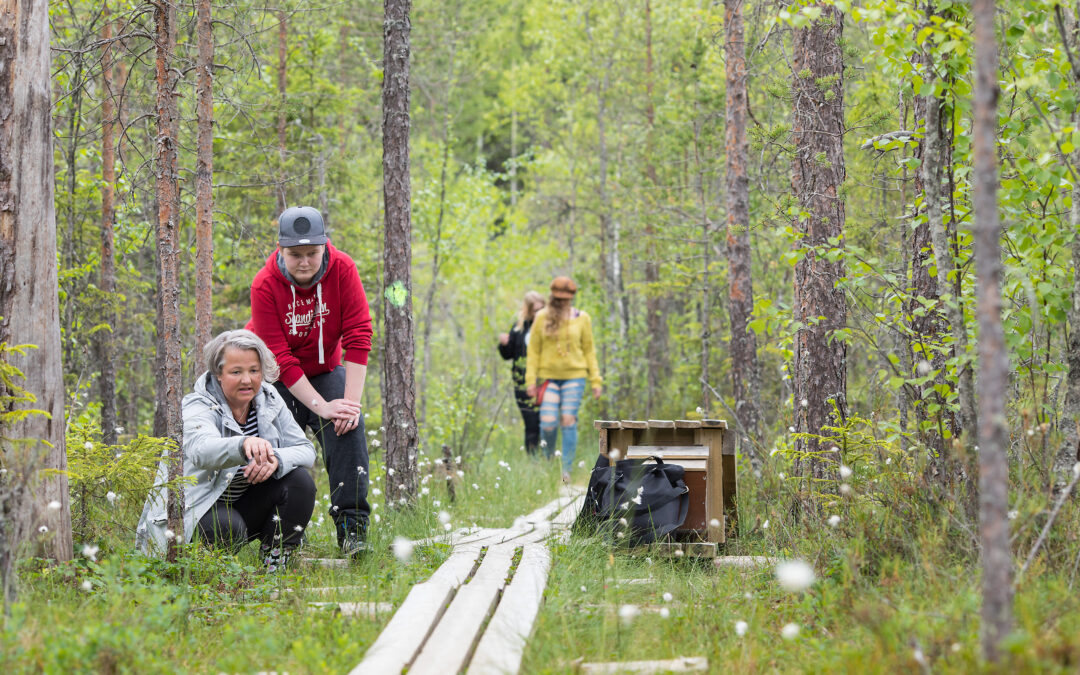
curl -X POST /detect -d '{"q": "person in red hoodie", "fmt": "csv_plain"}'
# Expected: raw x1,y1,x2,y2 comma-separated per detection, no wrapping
248,206,372,557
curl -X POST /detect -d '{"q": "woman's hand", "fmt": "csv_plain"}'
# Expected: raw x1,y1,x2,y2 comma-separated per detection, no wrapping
526,385,536,399
332,412,362,436
316,398,362,436
244,436,274,464
592,385,602,400
498,332,510,346
244,453,279,484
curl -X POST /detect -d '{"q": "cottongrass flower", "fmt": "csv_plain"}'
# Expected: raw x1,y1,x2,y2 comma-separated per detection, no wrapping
1073,461,1080,478
272,514,281,522
827,515,841,527
777,472,785,480
47,500,61,511
294,525,303,532
472,483,480,490
662,592,673,603
539,439,547,448
799,398,808,407
674,548,684,558
781,623,800,640
769,448,780,457
433,499,441,507
580,585,587,592
775,560,815,592
37,525,48,534
554,450,562,457
164,528,175,540
709,518,721,529
610,448,621,460
788,426,796,433
618,604,640,625
578,460,586,468
659,607,670,619
105,491,118,505
82,544,99,562
371,440,381,448
1007,510,1019,520
762,519,770,530
839,483,852,495
392,536,414,562
735,620,748,636
536,489,542,495
421,487,430,496
83,441,93,450
81,580,93,592
373,514,381,523
387,467,395,476
372,488,382,496
839,464,852,479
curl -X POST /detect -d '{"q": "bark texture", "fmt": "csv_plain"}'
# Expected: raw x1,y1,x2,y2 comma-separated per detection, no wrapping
194,0,214,362
643,0,667,415
725,0,760,440
790,5,847,481
276,11,288,214
382,0,419,504
972,0,1013,661
1058,5,1080,484
0,0,72,573
153,0,184,559
99,7,118,446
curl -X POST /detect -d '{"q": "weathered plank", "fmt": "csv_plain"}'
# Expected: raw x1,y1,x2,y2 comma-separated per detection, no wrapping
673,420,702,429
309,601,395,617
579,657,709,673
700,419,728,429
468,544,551,674
711,555,777,568
594,420,622,429
646,419,675,429
410,546,516,674
626,445,709,459
300,557,350,569
348,579,457,674
619,420,649,429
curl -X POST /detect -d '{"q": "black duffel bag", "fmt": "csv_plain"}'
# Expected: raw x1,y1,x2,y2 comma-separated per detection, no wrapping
574,454,689,545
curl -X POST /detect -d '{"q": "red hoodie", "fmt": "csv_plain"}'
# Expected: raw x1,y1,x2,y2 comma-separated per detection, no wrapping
247,242,372,387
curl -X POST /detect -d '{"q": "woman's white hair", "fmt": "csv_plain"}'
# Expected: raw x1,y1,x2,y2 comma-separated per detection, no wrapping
204,329,280,383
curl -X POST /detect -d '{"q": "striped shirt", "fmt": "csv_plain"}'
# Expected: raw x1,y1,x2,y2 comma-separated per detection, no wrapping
219,405,259,503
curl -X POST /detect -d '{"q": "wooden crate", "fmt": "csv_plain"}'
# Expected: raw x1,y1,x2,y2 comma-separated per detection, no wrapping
593,419,735,543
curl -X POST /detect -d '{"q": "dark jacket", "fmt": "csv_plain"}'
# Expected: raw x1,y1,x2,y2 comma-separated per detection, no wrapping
498,318,534,389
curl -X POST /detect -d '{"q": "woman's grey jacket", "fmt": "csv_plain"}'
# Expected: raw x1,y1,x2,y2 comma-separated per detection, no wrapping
136,371,315,554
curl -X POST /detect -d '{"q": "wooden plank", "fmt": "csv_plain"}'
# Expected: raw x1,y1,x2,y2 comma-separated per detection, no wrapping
429,548,484,586
609,427,637,460
711,555,777,568
646,419,675,429
722,427,736,455
580,657,708,674
411,526,481,548
696,427,724,544
309,601,395,617
626,445,709,459
594,420,622,429
410,546,516,675
648,541,718,557
619,420,649,429
468,544,551,674
300,557,350,569
700,419,728,429
673,420,702,429
349,579,457,675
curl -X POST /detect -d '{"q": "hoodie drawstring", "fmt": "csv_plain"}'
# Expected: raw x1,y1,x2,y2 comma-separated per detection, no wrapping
317,282,325,364
289,286,298,336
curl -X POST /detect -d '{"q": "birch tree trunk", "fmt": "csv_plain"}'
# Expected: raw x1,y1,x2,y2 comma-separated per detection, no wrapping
99,6,119,446
0,0,72,576
194,0,214,364
382,0,419,505
790,4,847,483
972,0,1013,661
725,0,761,440
153,0,184,560
276,11,288,214
643,0,668,415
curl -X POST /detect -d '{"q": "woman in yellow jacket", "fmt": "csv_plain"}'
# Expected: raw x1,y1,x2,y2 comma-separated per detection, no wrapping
525,277,602,481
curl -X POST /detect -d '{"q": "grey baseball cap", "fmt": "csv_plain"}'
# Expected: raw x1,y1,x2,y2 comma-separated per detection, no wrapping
277,206,328,247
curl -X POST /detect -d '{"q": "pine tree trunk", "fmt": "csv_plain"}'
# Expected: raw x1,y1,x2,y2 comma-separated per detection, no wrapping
725,0,760,441
276,11,288,214
790,5,847,483
643,0,667,415
972,0,1013,661
382,0,419,505
153,0,184,561
194,0,214,364
0,0,73,571
99,6,119,446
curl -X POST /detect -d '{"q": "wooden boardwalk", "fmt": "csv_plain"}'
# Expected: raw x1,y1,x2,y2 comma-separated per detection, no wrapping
350,486,585,675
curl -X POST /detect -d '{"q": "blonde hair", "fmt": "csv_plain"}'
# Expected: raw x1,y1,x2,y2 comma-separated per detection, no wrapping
544,295,572,335
516,291,546,330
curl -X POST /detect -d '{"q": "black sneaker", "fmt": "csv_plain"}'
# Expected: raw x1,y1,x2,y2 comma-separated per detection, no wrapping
337,520,368,558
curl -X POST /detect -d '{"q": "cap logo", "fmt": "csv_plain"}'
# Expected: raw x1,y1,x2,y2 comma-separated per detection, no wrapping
298,239,310,244
294,216,312,234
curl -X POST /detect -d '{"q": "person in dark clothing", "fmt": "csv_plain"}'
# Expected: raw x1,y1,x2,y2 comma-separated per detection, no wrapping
498,291,546,455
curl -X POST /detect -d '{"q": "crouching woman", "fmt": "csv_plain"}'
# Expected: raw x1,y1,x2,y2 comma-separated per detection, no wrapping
137,329,317,572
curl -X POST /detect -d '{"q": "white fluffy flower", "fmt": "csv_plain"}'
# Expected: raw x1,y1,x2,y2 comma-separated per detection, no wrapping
578,460,585,468
372,488,382,496
472,483,480,490
536,489,542,495
709,518,721,529
839,483,852,495
164,529,175,540
47,500,61,511
735,620,748,636
105,491,118,505
762,519,770,530
387,467,395,476
1007,510,1019,520
618,604,640,625
610,449,621,460
554,450,562,457
1073,461,1080,478
38,525,48,534
827,514,841,527
662,592,673,603
82,544,99,561
775,560,815,592
438,510,451,524
781,622,800,640
83,441,93,450
659,607,670,619
392,536,414,562
839,464,853,479
81,580,93,592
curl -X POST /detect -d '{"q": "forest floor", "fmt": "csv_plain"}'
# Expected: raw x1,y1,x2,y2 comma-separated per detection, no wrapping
3,426,1080,673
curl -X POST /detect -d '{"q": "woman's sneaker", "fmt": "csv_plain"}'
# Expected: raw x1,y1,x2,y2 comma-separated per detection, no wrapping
337,520,368,558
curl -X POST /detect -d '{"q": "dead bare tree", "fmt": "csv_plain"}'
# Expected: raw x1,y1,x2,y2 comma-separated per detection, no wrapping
194,0,214,361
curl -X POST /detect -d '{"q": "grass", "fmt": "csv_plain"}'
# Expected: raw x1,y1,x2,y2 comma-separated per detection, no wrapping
5,420,1080,673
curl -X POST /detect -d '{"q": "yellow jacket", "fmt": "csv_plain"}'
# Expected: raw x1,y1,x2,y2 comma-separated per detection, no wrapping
525,308,602,389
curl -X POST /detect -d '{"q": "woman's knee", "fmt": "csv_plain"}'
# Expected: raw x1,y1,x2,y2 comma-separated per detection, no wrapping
560,413,577,427
540,413,559,431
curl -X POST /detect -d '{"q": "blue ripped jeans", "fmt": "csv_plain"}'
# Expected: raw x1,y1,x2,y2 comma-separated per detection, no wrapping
539,378,585,473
